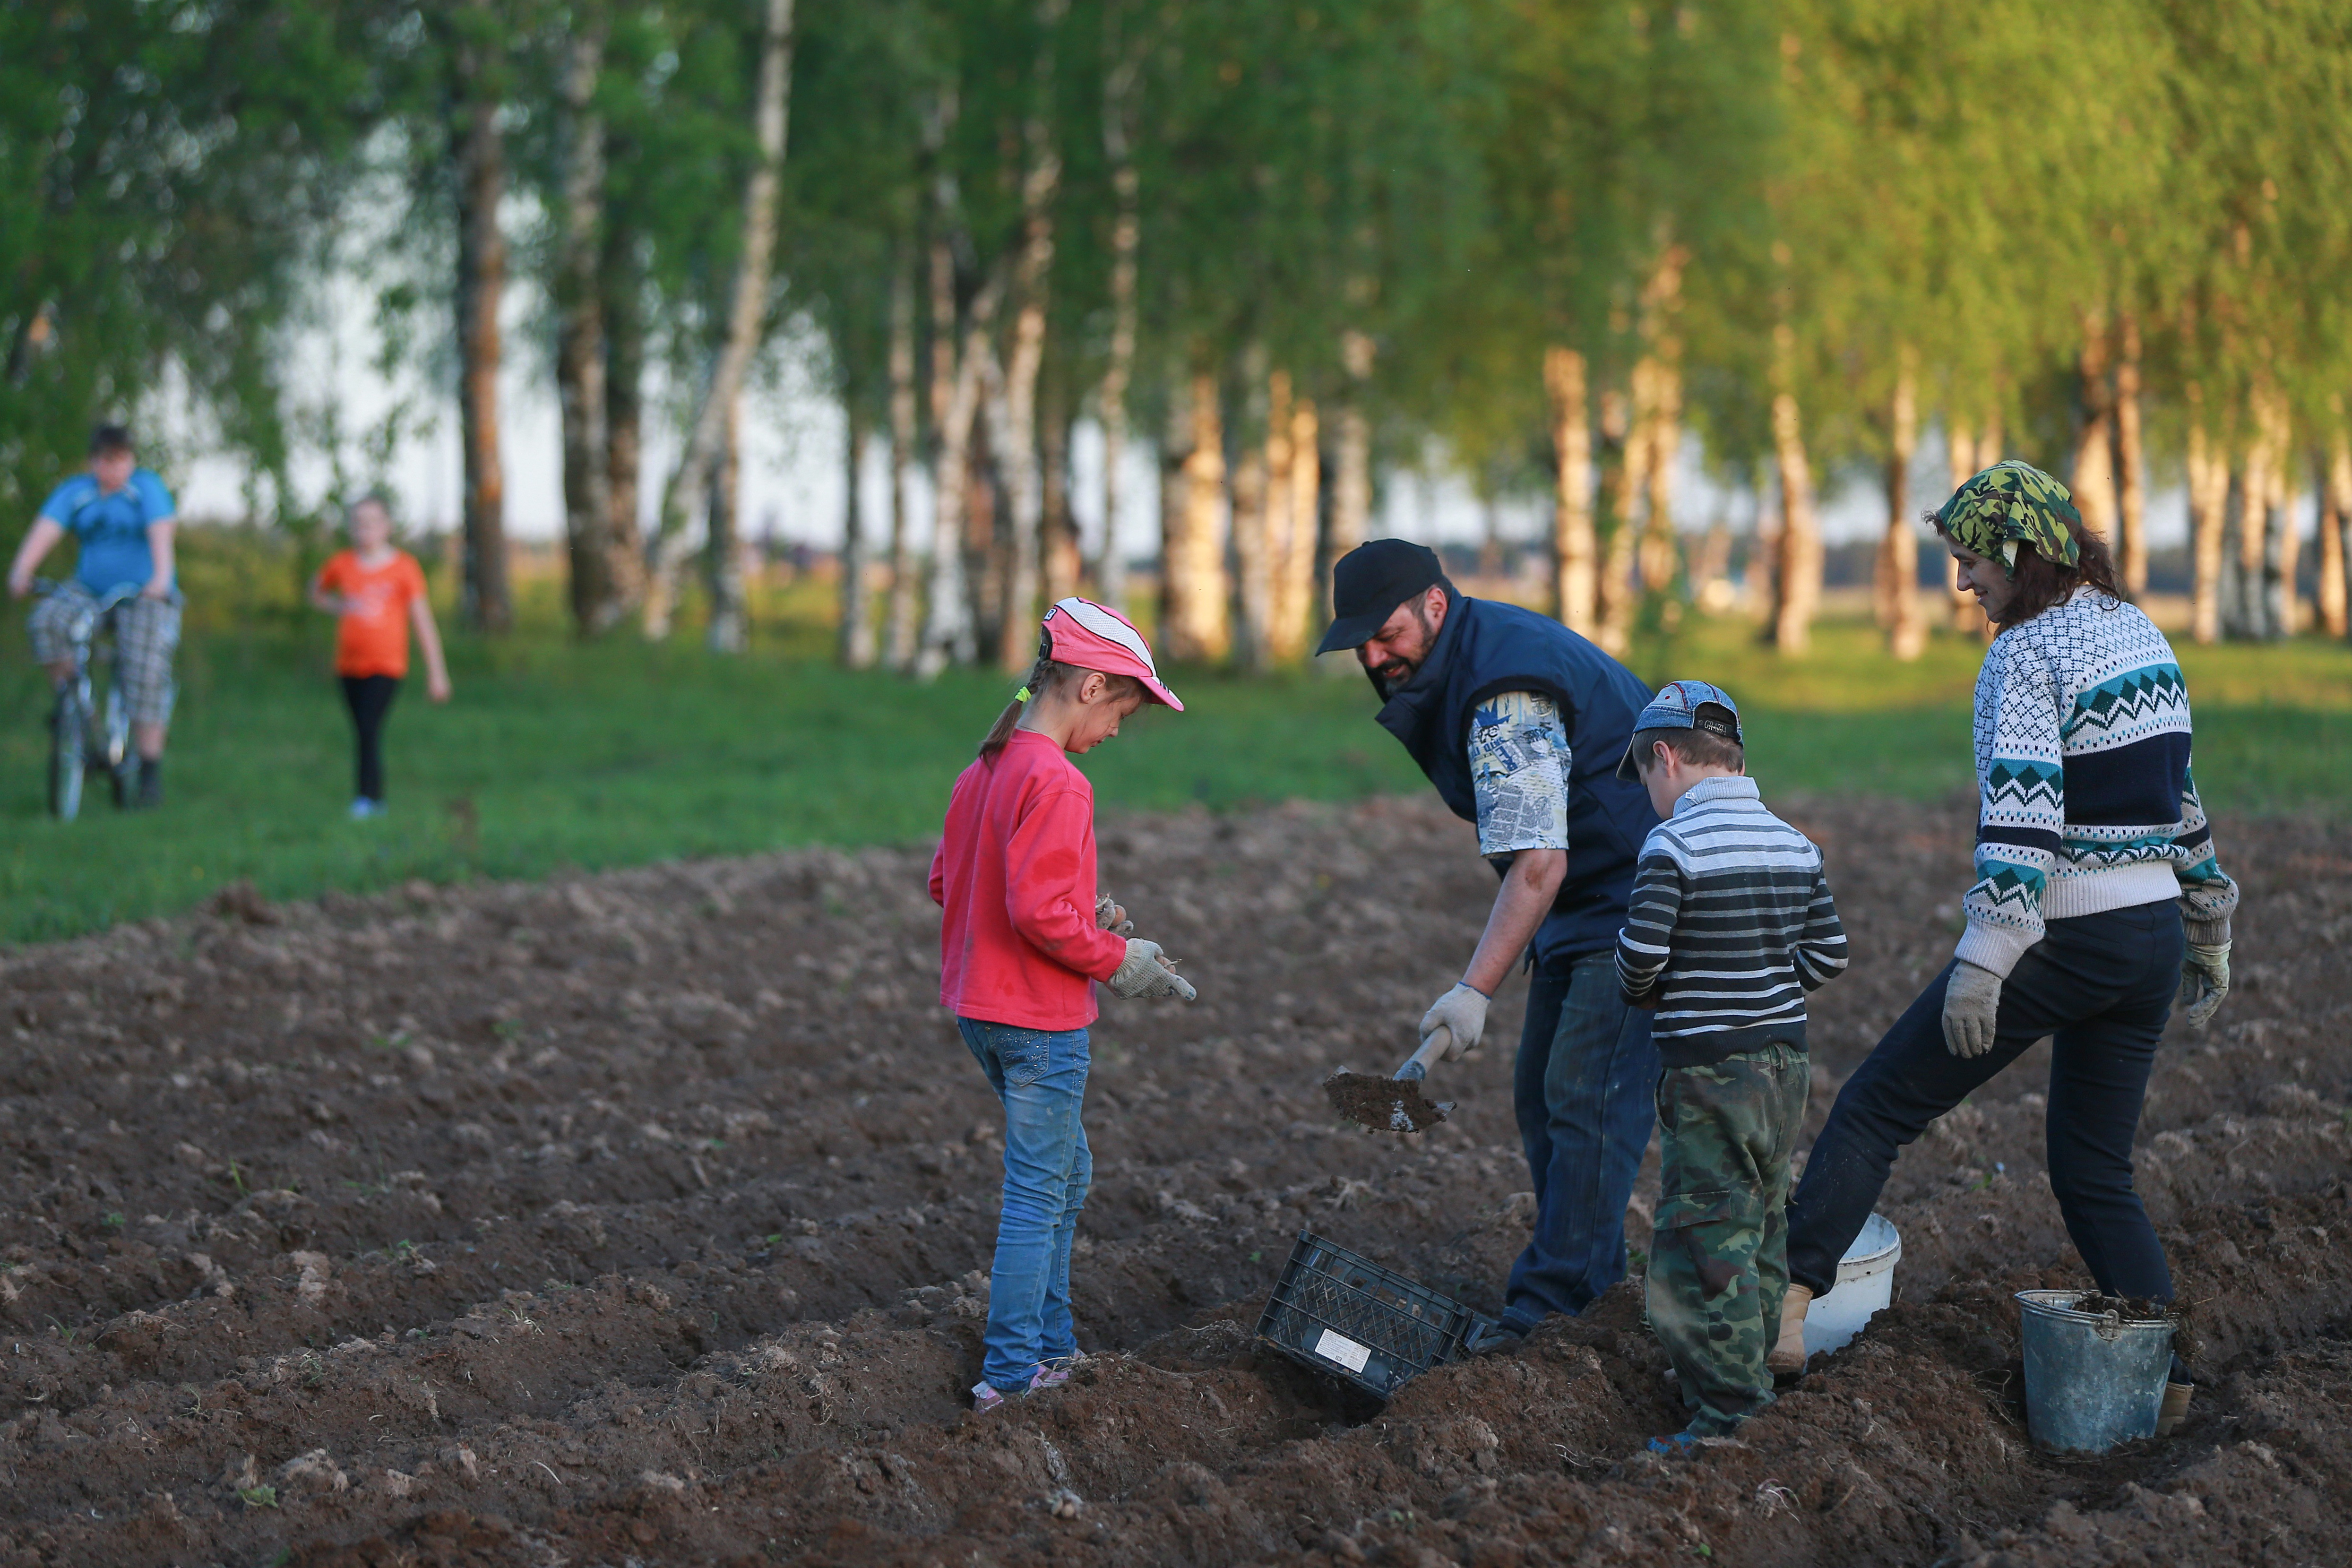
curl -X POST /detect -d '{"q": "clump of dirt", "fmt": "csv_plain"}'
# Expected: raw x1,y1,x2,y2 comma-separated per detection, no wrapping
0,794,2342,1566
1322,1065,1452,1132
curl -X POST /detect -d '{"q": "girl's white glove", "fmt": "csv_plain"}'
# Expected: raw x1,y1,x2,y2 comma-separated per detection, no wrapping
1940,960,2003,1058
2178,938,2231,1027
1094,894,1133,935
1108,938,1195,1001
1420,982,1490,1061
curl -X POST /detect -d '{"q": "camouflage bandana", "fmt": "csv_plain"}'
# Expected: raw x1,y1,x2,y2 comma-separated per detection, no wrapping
1932,460,2082,577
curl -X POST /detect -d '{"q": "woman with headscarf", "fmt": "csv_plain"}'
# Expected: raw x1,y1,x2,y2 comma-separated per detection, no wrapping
1772,461,2237,1436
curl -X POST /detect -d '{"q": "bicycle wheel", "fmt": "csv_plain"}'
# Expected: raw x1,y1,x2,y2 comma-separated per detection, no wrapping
48,689,86,822
102,683,131,808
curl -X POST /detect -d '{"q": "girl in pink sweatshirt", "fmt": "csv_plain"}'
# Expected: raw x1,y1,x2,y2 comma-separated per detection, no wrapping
930,599,1195,1411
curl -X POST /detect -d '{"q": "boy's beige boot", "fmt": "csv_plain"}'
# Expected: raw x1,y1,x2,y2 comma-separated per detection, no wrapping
1766,1284,1812,1378
2155,1379,2192,1438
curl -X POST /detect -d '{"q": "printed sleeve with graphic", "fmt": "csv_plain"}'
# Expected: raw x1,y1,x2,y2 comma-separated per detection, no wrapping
1613,849,1684,1004
1792,867,1849,991
2170,764,2239,941
1958,645,2065,977
1467,690,1572,862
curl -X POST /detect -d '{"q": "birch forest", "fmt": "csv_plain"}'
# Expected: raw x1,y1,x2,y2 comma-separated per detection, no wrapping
7,0,2351,662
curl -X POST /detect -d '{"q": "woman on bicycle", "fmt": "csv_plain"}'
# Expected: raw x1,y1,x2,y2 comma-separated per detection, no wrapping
309,494,451,818
1774,461,2237,1438
6,424,180,808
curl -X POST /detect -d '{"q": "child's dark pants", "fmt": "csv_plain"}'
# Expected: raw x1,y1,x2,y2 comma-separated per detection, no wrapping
1786,901,2185,1304
341,674,401,801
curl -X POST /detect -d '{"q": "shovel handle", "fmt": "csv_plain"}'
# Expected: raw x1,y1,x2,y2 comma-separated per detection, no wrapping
1395,1025,1451,1083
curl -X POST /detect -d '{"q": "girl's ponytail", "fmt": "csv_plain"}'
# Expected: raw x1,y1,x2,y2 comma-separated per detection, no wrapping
979,636,1057,762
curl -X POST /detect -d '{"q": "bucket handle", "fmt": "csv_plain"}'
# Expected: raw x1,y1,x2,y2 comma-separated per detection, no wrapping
2093,1310,2123,1343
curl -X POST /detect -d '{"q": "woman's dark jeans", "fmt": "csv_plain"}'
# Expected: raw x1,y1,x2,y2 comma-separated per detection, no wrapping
1786,900,2185,1304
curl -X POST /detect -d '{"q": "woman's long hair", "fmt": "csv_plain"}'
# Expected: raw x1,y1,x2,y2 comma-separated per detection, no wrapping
1928,508,2124,627
977,638,1146,761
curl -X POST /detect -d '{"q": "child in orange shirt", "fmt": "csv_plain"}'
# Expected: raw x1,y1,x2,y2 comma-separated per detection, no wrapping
308,494,451,818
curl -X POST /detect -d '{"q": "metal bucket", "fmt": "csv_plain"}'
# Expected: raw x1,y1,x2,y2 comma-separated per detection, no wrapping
2016,1290,2175,1452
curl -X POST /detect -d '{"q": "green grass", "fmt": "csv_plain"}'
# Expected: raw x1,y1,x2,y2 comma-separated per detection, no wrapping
0,540,2344,945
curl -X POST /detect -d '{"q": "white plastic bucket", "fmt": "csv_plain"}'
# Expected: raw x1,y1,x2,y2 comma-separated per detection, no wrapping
1802,1213,1901,1357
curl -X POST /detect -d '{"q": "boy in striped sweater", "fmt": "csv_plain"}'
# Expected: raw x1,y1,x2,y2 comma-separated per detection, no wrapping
1611,681,1848,1452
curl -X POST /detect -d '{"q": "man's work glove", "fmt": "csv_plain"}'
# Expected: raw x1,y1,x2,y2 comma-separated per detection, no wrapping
1094,894,1133,935
1108,938,1195,1001
1940,961,2003,1059
1420,982,1490,1062
2178,932,2231,1027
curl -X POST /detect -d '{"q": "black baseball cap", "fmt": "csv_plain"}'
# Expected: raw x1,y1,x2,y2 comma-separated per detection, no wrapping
1316,539,1449,655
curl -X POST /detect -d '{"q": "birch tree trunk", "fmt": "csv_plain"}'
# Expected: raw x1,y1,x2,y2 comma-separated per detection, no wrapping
600,218,646,620
2114,311,2148,597
971,336,1010,660
1094,13,1142,613
1545,345,1595,633
1594,383,1642,655
1041,388,1079,606
704,393,748,649
1943,415,1993,635
2068,310,2118,558
837,396,875,667
453,40,511,635
914,231,991,676
995,0,1066,671
2186,389,2227,645
1769,331,1820,654
2321,406,2351,641
2234,386,2283,640
2260,384,2297,638
643,0,794,644
882,259,920,670
1229,355,1274,668
554,17,612,638
1271,394,1320,663
1161,368,1230,663
1327,329,1375,586
1882,357,1925,659
1640,358,1681,597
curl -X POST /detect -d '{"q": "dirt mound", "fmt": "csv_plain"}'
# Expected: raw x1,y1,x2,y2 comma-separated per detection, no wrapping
0,795,2343,1566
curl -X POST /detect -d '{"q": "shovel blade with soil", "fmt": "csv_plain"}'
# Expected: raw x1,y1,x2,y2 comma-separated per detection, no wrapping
1324,1025,1455,1132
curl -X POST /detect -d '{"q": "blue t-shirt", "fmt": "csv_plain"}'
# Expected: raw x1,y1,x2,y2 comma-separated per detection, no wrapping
38,469,176,593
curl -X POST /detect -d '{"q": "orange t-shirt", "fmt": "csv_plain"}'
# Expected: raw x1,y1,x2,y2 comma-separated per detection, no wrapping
315,550,429,677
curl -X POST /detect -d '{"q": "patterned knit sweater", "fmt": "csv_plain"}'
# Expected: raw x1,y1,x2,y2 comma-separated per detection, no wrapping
1960,591,2239,977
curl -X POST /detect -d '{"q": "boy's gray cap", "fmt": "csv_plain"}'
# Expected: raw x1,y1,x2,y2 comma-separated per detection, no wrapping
1616,680,1744,780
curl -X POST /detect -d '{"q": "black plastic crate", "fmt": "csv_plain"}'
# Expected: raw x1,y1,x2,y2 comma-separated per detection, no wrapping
1254,1231,1492,1399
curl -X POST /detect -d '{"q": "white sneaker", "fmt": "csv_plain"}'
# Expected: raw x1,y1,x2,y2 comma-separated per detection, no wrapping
349,797,382,820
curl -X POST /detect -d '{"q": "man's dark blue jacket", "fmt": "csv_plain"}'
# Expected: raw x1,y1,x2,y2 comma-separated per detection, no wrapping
1373,594,1660,966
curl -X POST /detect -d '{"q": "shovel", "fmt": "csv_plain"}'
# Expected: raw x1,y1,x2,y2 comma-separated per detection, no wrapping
1323,1025,1455,1133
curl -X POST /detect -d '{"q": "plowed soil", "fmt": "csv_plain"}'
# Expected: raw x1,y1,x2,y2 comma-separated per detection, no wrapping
0,795,2346,1568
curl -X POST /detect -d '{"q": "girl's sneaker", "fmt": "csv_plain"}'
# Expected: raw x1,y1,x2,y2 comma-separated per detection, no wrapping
349,797,384,820
970,1364,1072,1413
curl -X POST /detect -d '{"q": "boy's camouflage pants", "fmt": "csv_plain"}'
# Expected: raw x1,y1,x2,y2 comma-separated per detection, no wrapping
1645,1042,1809,1438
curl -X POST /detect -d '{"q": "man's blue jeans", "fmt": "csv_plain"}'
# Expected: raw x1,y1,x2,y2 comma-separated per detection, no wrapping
1503,953,1659,1330
958,1017,1093,1392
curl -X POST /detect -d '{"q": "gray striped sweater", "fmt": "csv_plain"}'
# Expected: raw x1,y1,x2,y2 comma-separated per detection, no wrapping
1613,775,1848,1068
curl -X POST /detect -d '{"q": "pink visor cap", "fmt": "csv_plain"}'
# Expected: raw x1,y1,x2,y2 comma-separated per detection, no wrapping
1041,598,1183,711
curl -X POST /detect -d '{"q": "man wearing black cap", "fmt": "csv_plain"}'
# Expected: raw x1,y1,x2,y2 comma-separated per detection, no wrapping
1319,538,1661,1348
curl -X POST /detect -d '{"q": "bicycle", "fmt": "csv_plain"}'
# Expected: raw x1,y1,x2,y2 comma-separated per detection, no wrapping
31,580,141,821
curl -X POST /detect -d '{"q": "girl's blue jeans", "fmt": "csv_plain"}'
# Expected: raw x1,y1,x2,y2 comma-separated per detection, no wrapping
958,1017,1093,1393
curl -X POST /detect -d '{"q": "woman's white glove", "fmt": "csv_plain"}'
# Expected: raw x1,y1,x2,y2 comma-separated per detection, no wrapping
2178,938,2231,1027
1420,982,1490,1061
1094,893,1133,935
1108,938,1195,1001
1940,961,2003,1058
